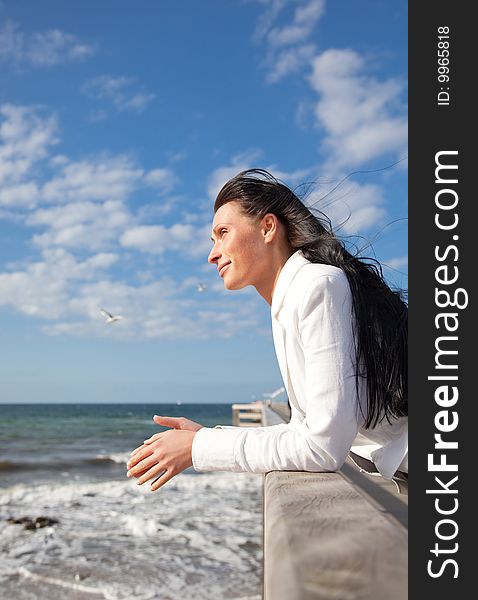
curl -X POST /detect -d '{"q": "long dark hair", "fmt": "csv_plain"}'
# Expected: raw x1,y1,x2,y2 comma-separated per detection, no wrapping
215,169,407,428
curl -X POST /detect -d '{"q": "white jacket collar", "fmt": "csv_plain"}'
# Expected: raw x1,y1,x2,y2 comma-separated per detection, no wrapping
271,250,310,318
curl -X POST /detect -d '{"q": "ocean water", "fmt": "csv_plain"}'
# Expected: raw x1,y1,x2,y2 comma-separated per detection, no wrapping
0,404,262,600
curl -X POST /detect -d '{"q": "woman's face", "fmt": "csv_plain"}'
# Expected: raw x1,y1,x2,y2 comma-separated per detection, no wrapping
208,201,267,290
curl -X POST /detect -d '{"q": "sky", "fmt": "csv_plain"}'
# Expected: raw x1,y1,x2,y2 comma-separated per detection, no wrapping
0,0,407,404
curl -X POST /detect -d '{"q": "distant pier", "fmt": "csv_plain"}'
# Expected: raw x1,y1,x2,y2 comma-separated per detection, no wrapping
232,403,263,427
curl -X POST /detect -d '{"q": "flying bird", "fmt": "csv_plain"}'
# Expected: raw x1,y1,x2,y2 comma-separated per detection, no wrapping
197,282,207,293
100,308,123,324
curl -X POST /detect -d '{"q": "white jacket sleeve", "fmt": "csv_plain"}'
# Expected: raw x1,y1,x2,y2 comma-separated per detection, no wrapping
192,275,359,473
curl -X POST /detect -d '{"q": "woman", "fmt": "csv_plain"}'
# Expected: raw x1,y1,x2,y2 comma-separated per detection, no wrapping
127,169,408,492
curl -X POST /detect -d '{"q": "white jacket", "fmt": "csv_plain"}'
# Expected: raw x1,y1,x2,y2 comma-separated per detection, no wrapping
192,251,408,479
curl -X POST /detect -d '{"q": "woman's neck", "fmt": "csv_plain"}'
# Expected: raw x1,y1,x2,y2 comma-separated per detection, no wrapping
255,247,295,305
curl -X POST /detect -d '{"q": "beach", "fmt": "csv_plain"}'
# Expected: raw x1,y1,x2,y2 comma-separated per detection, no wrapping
0,404,262,600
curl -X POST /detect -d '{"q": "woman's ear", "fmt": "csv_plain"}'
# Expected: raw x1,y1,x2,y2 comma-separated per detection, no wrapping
262,213,278,242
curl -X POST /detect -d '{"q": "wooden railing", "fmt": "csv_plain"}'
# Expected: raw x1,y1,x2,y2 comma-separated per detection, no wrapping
233,401,408,600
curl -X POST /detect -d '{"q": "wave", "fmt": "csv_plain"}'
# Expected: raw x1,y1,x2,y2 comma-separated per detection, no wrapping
86,453,130,465
0,454,129,473
0,460,78,473
0,460,14,472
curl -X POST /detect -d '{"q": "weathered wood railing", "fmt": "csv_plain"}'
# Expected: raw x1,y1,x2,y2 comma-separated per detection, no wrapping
235,402,408,600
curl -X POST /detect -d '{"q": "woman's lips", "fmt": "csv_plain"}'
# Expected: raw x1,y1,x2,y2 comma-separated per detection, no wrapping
218,262,231,277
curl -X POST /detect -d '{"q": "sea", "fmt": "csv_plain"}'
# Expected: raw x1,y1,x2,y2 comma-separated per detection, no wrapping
0,404,263,600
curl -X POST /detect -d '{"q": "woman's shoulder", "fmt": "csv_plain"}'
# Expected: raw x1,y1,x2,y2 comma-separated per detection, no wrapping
283,261,350,311
273,253,350,317
296,261,348,290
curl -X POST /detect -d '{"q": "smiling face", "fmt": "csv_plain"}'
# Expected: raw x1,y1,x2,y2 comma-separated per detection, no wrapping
208,201,270,291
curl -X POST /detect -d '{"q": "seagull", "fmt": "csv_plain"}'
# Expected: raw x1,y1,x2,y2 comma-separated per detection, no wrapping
100,308,123,324
197,282,207,293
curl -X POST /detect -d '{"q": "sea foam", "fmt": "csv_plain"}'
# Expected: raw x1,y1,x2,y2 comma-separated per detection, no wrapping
0,471,262,600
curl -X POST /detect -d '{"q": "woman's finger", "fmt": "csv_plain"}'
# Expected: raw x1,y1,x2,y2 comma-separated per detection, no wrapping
127,445,153,469
152,415,203,432
137,464,166,486
129,444,146,459
127,447,145,467
127,453,158,479
153,415,182,429
150,469,175,492
128,464,150,479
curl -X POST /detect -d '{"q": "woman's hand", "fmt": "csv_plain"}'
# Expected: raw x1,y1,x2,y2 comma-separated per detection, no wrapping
126,415,204,491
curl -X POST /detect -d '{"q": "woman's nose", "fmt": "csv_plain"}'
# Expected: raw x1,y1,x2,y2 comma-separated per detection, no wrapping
208,243,221,264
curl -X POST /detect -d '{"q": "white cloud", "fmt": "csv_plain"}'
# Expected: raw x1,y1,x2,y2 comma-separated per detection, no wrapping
0,249,118,319
120,222,211,259
27,29,93,65
0,104,58,190
28,199,132,250
41,155,144,203
255,0,326,83
295,0,326,25
267,0,325,48
304,178,387,234
144,168,178,194
120,224,181,254
266,165,317,191
50,154,69,167
208,166,246,203
266,43,316,83
167,151,188,163
384,255,408,270
0,20,94,67
253,0,290,42
136,195,182,219
0,181,39,208
81,75,155,113
308,48,407,169
0,20,22,62
207,150,263,201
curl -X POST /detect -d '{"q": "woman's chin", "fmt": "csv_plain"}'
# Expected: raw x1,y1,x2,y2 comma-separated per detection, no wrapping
223,277,246,291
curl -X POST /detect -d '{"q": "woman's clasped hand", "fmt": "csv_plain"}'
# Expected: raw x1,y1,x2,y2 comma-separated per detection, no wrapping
126,415,204,491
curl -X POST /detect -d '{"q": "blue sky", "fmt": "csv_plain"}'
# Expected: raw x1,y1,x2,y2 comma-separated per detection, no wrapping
0,0,407,404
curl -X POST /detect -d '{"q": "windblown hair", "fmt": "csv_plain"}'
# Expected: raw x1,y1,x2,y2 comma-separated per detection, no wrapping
215,169,407,428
